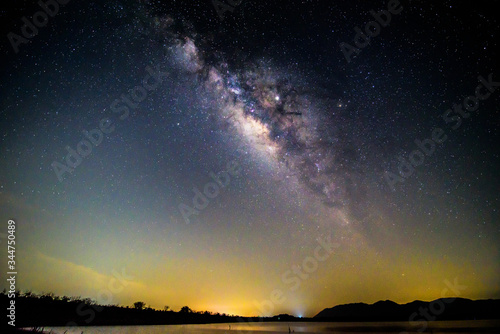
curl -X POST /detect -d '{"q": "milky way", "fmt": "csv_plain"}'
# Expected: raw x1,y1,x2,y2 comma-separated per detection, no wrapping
146,13,371,223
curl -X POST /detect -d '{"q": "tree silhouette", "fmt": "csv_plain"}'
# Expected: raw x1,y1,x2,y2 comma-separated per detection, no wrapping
133,301,146,310
180,306,193,313
164,305,170,311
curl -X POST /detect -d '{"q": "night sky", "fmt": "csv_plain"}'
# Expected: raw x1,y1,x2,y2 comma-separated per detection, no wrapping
0,0,499,317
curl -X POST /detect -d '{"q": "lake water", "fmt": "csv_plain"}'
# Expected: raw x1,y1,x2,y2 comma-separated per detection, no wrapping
36,319,500,334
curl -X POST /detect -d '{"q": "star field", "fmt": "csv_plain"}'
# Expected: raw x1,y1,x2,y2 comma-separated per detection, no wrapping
0,0,498,317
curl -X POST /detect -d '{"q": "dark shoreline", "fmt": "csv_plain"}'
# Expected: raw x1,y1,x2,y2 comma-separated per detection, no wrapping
17,319,500,334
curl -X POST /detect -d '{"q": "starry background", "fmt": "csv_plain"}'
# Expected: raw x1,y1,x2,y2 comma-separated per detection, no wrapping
0,0,499,317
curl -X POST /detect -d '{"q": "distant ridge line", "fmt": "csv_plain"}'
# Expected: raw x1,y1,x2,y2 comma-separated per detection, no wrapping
314,298,500,321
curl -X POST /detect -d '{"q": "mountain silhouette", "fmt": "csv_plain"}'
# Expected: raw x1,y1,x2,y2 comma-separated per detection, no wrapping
314,298,500,321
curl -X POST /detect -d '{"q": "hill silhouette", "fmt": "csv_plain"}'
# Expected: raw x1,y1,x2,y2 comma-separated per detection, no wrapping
314,298,500,321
